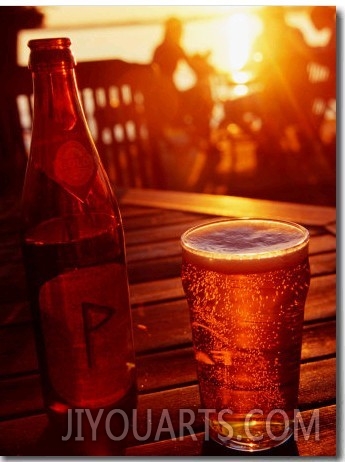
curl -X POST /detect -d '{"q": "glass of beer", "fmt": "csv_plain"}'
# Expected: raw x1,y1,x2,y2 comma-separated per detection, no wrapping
181,218,310,452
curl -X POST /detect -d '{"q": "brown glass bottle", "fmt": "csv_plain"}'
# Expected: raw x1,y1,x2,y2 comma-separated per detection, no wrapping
21,38,137,451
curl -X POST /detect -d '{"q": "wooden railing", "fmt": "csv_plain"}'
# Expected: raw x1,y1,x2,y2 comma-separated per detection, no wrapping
11,52,335,195
13,59,166,189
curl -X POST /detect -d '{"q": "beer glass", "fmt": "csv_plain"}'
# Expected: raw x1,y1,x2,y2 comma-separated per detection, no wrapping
181,218,310,451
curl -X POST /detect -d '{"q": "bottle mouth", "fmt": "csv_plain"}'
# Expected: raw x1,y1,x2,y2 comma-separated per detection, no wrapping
28,37,71,50
28,37,75,70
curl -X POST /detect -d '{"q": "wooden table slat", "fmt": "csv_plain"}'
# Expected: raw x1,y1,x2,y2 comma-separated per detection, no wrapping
0,321,335,420
129,274,336,321
0,248,336,328
120,189,336,226
0,273,336,378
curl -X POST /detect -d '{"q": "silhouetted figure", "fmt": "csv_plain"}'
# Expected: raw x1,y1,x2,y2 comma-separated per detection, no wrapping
151,17,188,129
180,51,215,140
254,7,313,144
220,8,313,145
149,17,218,192
152,18,185,88
230,6,318,184
151,17,214,140
218,6,325,197
0,6,43,196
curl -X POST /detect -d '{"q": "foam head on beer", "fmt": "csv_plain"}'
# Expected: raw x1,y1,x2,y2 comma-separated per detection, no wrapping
181,218,309,273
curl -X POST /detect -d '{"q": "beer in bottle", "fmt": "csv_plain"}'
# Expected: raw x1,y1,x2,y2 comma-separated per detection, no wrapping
20,38,137,452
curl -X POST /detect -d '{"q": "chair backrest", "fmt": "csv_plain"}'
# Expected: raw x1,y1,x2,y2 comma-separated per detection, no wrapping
13,59,165,189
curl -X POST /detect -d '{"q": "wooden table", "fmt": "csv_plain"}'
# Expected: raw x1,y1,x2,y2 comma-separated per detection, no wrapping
0,188,336,456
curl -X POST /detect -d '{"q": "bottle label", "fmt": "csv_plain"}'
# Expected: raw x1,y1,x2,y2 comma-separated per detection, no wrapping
53,140,97,201
39,262,134,408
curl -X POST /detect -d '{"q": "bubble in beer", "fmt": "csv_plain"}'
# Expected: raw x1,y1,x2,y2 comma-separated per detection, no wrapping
181,219,310,450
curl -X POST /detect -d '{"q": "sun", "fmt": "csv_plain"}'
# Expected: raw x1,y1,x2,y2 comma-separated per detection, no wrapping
217,12,262,83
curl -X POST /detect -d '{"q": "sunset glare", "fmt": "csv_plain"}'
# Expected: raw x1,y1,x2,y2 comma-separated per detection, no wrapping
223,13,262,76
18,5,326,91
18,6,261,80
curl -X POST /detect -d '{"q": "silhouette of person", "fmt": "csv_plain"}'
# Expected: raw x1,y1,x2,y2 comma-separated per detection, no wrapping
149,17,219,192
151,17,188,128
151,17,214,140
224,6,317,183
152,18,186,88
253,7,313,140
240,5,338,201
221,7,313,145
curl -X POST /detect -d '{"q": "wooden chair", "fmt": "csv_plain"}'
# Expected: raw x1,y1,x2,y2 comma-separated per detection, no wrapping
13,59,166,189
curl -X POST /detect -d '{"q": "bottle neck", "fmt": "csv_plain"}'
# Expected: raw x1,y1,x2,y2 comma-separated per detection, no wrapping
27,60,100,204
22,38,121,229
28,39,90,143
31,66,83,134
